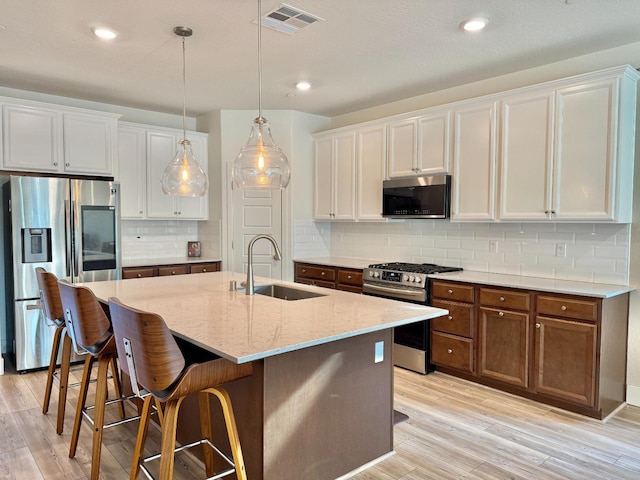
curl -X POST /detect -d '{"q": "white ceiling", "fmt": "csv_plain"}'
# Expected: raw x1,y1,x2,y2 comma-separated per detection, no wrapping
3,0,640,118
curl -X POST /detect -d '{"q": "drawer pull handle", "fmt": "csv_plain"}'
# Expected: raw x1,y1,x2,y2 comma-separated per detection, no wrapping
536,323,541,329
561,305,567,311
499,312,504,317
203,269,207,272
448,289,453,294
137,273,142,278
171,271,176,275
448,316,453,320
347,275,352,279
499,296,505,302
321,271,326,276
302,269,306,273
447,349,453,354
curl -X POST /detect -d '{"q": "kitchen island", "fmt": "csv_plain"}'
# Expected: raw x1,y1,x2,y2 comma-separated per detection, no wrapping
82,271,448,480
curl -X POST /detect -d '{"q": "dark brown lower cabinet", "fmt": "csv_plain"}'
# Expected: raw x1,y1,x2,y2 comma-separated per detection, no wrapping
430,280,629,419
293,261,363,293
122,261,221,279
533,316,597,407
479,307,530,388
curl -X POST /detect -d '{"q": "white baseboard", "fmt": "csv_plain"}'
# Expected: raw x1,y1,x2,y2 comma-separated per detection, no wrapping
627,384,640,407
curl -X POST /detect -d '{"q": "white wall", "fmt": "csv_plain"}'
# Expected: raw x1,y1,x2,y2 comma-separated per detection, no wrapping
121,219,199,262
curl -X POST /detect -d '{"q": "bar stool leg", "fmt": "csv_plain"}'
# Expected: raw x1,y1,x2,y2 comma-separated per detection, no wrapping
56,333,73,435
206,387,247,480
109,357,126,419
43,324,64,415
129,395,154,480
158,397,186,480
69,354,94,457
89,355,111,480
198,392,215,477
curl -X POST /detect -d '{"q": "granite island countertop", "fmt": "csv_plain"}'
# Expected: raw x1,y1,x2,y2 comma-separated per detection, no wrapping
81,271,447,364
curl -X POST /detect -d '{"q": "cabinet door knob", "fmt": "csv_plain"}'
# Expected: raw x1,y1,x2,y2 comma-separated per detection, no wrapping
302,269,307,273
65,163,70,167
447,349,453,354
347,275,352,279
536,323,541,329
448,289,453,294
561,305,567,311
498,311,504,317
499,296,505,302
137,273,142,278
139,210,143,214
448,316,453,320
321,271,325,276
171,271,176,275
203,268,207,272
53,161,58,166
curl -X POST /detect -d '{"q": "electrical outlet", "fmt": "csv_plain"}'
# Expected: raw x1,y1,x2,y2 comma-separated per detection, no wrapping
556,243,567,257
489,240,498,253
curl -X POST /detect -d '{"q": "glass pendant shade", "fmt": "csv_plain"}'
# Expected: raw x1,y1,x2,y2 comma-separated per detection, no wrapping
232,117,291,190
161,139,208,196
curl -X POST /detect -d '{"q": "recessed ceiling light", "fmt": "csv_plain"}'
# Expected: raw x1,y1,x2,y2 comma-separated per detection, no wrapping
461,17,488,32
296,81,312,91
92,27,117,40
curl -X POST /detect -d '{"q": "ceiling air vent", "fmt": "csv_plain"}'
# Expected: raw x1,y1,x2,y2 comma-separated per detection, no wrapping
259,3,324,35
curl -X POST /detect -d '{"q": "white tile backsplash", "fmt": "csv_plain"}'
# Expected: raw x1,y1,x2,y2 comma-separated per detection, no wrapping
293,220,631,285
121,219,200,262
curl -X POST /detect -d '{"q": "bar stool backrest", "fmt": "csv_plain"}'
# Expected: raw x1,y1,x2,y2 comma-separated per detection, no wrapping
108,297,186,395
58,282,112,354
35,267,64,324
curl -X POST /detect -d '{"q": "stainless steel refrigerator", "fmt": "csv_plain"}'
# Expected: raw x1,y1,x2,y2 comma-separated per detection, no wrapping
2,175,121,372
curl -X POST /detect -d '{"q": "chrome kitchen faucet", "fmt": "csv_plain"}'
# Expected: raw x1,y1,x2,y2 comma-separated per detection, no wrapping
245,234,282,295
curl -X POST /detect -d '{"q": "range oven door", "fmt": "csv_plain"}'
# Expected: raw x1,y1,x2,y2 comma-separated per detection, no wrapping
362,282,434,374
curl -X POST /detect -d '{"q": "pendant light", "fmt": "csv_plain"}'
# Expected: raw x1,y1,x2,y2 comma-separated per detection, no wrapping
161,26,208,197
232,0,291,190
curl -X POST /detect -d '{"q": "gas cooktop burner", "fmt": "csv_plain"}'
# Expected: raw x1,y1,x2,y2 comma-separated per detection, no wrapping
367,262,463,274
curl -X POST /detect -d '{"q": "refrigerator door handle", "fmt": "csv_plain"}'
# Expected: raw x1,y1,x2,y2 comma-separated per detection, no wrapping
71,200,79,281
65,199,72,278
26,302,42,310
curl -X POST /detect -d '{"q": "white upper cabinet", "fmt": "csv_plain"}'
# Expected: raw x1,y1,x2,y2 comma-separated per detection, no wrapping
146,129,208,220
387,108,451,178
499,88,555,220
313,131,356,220
451,99,498,221
498,66,638,222
1,100,119,176
357,124,387,221
117,124,146,219
552,78,619,221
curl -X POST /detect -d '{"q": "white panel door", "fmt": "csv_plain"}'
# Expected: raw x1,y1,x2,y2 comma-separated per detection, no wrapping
2,105,59,172
117,126,146,219
417,109,452,174
388,118,417,178
357,124,386,221
553,79,616,220
314,136,333,220
63,112,114,176
146,131,177,218
499,90,554,220
231,182,283,281
333,131,356,220
452,100,497,221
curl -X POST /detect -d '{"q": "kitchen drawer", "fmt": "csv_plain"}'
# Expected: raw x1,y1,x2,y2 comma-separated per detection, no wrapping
431,281,474,303
157,265,190,276
480,288,530,311
431,300,475,337
122,266,157,279
190,262,220,274
295,264,336,282
337,268,363,287
536,295,598,322
431,331,474,373
296,277,336,289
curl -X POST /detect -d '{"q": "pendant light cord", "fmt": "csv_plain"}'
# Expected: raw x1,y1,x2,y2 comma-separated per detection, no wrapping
181,35,187,141
257,0,263,119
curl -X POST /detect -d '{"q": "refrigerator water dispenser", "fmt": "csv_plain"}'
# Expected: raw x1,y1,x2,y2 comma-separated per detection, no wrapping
21,228,52,263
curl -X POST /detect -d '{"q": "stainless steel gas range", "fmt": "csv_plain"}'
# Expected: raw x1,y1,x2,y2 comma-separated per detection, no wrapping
362,262,463,374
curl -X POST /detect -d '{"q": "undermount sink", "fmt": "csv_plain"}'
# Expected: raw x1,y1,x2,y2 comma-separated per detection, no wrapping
251,284,326,301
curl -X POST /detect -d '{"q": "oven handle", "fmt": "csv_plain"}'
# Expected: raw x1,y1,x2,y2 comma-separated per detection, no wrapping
363,282,427,300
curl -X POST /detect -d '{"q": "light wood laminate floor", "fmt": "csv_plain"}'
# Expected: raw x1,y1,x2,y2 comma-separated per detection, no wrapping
2,364,640,479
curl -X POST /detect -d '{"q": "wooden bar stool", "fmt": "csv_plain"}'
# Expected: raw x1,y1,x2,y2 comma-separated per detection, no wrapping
58,282,136,480
108,297,253,480
35,267,74,435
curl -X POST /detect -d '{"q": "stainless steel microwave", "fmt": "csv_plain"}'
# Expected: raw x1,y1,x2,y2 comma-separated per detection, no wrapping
382,175,451,219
